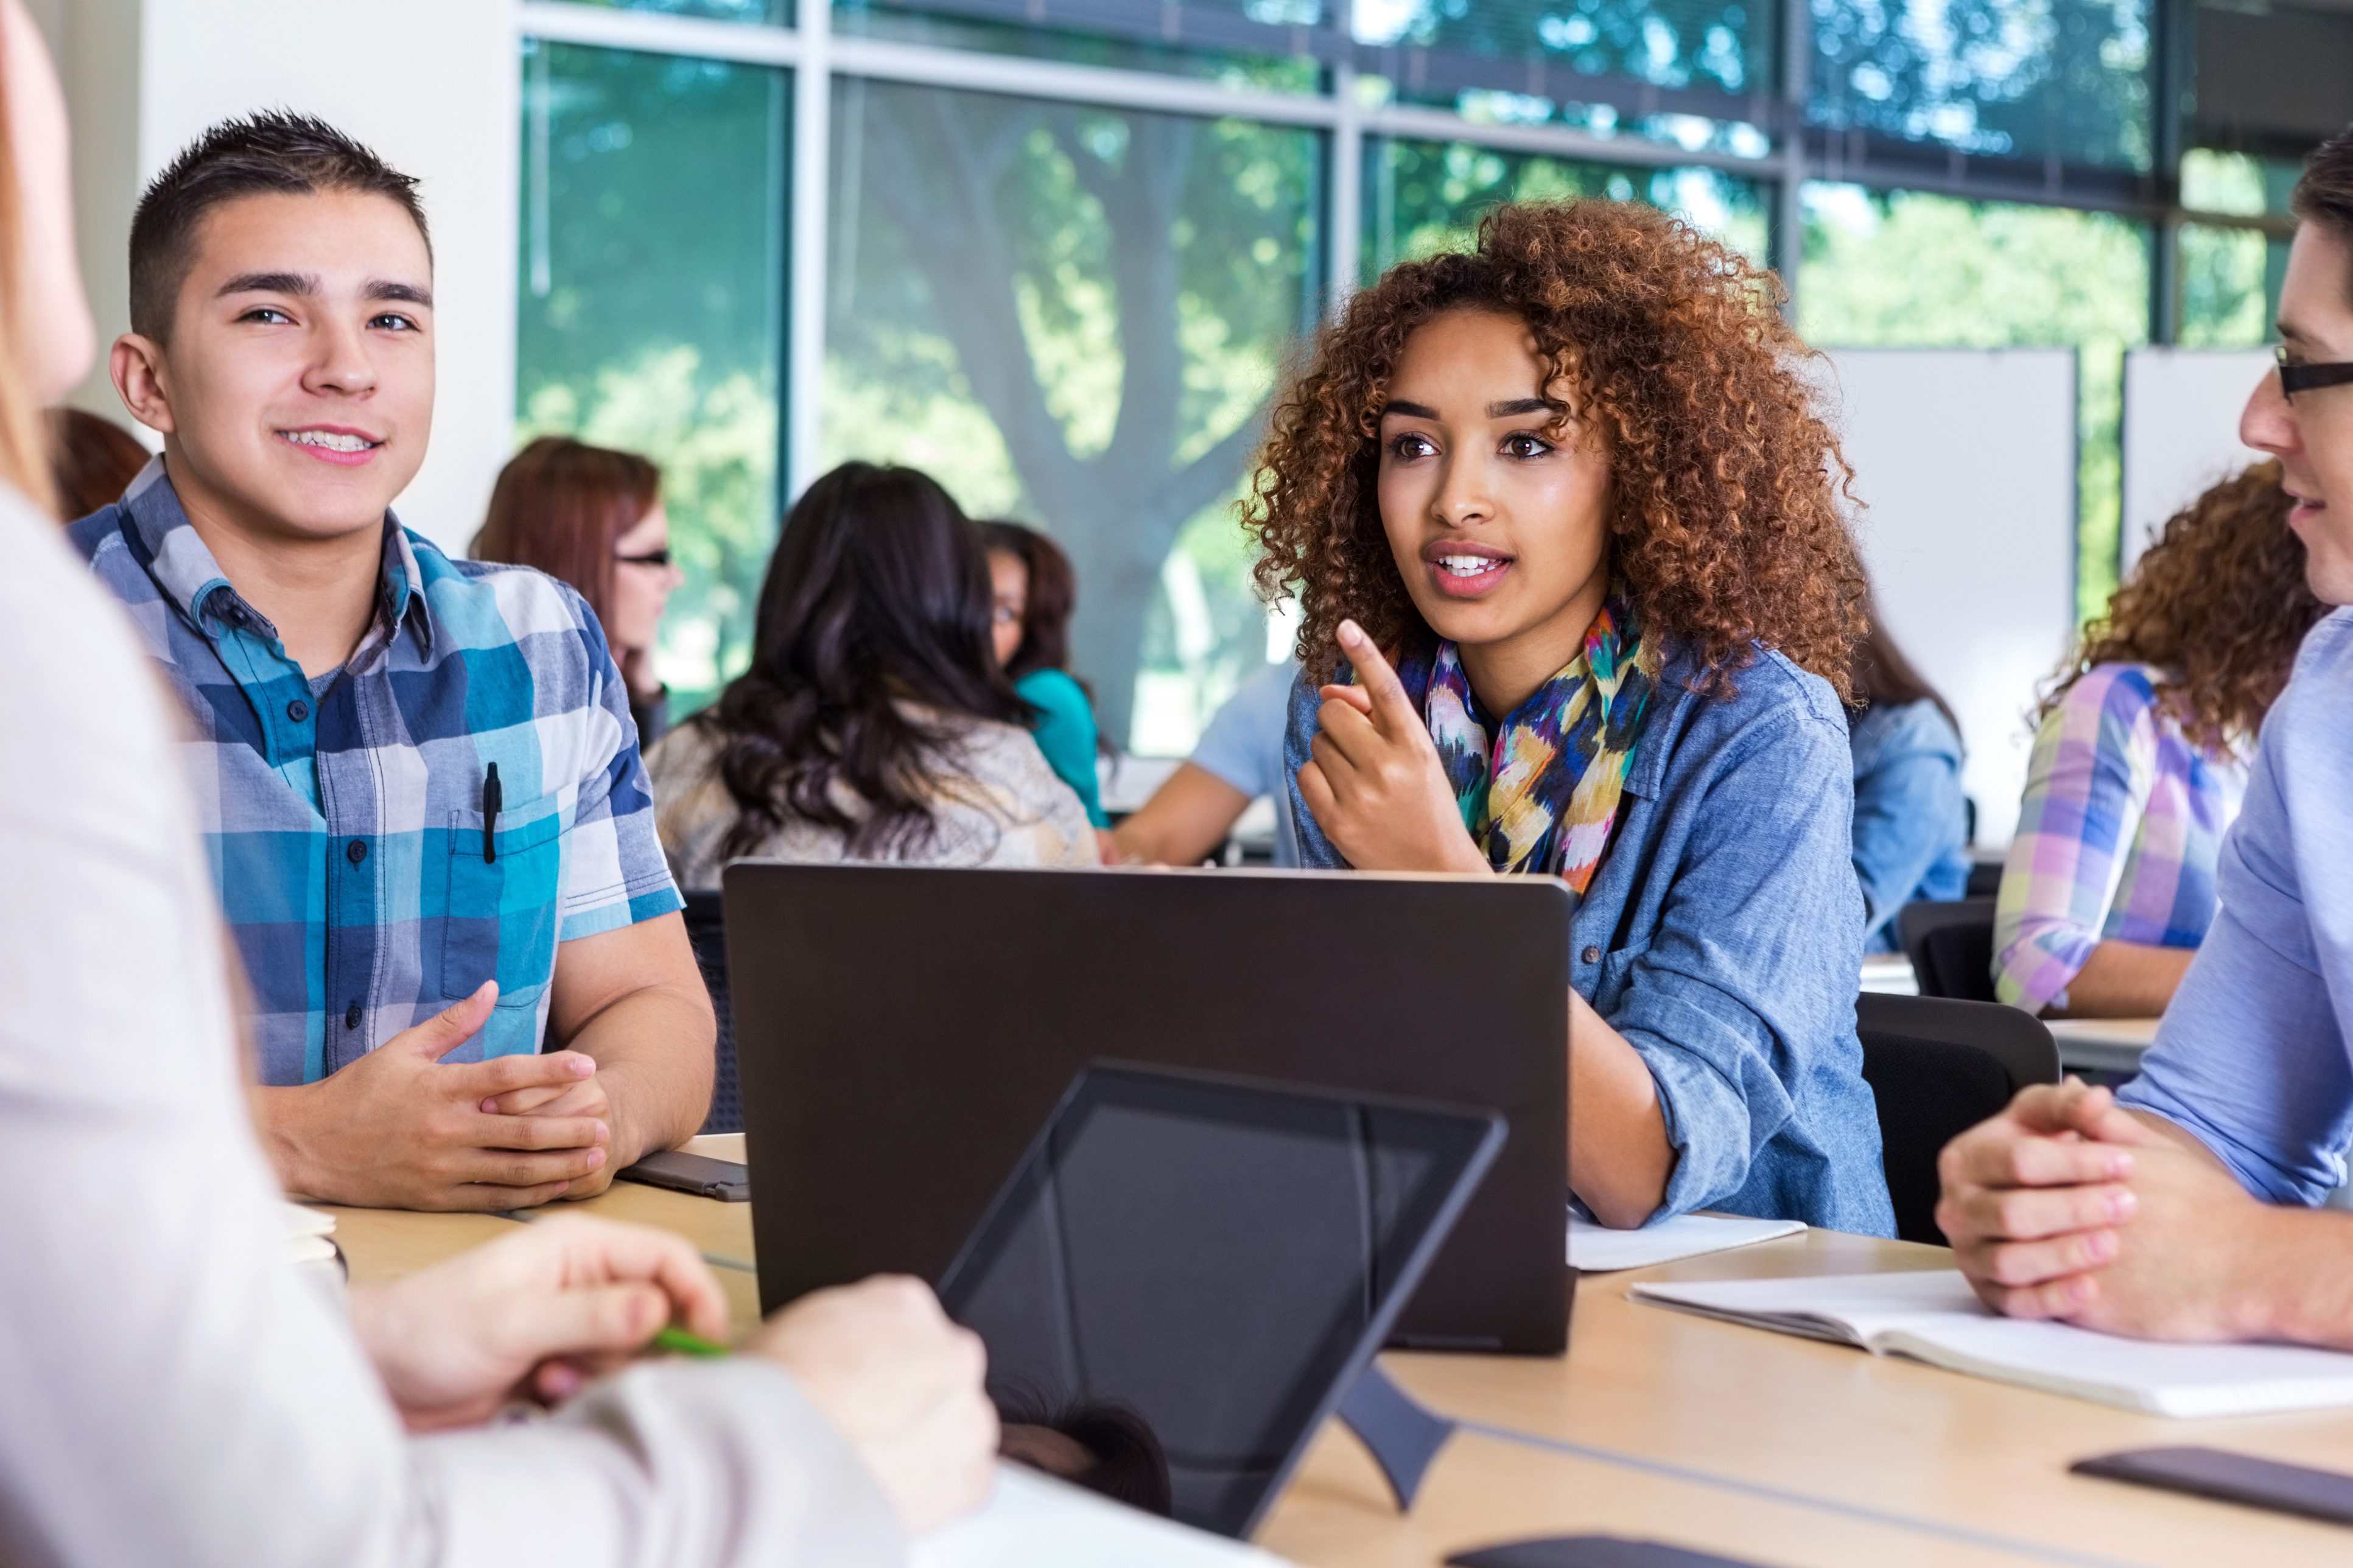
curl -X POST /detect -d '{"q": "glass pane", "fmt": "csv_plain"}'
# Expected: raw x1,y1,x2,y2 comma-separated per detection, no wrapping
2179,148,2299,219
564,0,788,23
1350,0,1774,152
1808,0,2153,171
1798,183,2151,620
2177,222,2285,349
824,79,1323,754
1365,138,1772,281
833,0,1325,88
516,41,786,713
1356,0,1773,97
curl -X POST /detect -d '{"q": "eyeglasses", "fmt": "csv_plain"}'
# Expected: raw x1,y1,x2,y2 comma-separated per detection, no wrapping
617,548,673,569
2275,346,2353,402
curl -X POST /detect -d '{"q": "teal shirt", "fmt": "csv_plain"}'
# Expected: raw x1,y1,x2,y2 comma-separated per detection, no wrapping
1014,668,1107,827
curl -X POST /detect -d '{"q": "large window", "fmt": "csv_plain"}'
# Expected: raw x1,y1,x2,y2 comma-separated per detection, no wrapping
824,80,1322,750
1800,185,2150,620
514,0,2294,751
517,41,785,708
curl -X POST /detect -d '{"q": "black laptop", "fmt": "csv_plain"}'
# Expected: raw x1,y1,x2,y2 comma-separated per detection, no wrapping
726,862,1572,1353
941,1061,1504,1536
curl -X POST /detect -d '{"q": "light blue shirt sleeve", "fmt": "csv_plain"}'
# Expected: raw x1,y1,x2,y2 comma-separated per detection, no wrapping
2117,609,2353,1205
1190,660,1300,866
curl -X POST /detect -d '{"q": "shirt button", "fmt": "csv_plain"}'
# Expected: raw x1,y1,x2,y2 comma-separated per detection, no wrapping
286,699,309,723
344,1002,362,1030
1581,945,1602,964
346,839,368,864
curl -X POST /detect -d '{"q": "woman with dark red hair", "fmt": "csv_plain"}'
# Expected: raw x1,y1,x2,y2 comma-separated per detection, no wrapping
474,435,686,746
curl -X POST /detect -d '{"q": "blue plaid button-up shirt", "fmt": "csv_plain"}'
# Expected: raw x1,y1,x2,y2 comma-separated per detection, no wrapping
70,460,683,1085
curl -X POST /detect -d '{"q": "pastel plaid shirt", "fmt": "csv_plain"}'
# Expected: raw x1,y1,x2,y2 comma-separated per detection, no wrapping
1992,663,2248,1013
69,460,682,1085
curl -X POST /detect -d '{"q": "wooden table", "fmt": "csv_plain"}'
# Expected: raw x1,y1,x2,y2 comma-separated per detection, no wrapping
324,1150,2353,1567
2046,1017,2160,1076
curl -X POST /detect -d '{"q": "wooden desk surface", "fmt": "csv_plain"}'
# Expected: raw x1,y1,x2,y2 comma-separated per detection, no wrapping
2046,1017,2161,1076
322,1159,2353,1567
1369,1230,2353,1567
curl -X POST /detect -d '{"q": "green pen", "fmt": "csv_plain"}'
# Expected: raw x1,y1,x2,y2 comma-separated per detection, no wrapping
653,1325,729,1358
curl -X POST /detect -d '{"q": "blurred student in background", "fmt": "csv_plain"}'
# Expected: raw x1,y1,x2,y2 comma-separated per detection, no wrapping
649,463,1096,883
1846,590,1969,953
981,520,1109,830
0,6,994,1558
1994,461,2324,1018
44,406,146,521
475,435,685,747
1109,656,1300,866
1255,200,1892,1236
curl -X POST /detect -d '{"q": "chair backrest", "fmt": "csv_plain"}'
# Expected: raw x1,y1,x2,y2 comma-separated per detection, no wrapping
681,889,740,1135
1856,992,2061,1245
1897,897,1999,1003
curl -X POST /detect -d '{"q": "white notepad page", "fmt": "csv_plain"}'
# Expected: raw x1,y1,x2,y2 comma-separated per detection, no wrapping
1569,1211,1805,1272
913,1465,1292,1567
1633,1270,2353,1418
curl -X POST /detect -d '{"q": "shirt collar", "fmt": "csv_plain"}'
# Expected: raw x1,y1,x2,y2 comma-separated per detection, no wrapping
120,457,435,657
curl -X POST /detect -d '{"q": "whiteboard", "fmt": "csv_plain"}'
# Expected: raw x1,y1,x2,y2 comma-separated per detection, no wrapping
2119,349,2271,578
1818,349,2081,849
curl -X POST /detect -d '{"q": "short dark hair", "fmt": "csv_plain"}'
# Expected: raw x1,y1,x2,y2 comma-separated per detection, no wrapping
2293,126,2353,268
128,111,430,343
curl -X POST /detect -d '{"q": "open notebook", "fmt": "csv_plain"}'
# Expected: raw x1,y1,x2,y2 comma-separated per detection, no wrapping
1568,1212,1803,1273
1632,1270,2353,1418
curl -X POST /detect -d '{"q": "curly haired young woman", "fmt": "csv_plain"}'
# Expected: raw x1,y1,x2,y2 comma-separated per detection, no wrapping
1994,462,2326,1020
1252,200,1893,1234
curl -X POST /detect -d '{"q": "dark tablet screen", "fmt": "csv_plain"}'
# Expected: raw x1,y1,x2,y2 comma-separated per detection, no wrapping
937,1063,1503,1538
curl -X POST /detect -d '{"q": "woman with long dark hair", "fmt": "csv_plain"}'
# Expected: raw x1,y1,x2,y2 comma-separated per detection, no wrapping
473,435,684,746
981,520,1109,828
1994,460,2326,1017
1254,200,1890,1234
1847,590,1969,952
647,462,1096,883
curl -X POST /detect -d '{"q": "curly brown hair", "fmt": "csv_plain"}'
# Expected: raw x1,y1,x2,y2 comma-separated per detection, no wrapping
1247,200,1865,699
2042,461,2324,754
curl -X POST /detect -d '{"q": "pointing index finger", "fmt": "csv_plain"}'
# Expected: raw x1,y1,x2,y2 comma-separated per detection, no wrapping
1336,620,1419,737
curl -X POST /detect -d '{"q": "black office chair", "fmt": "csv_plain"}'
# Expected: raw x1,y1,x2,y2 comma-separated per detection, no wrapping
1856,992,2060,1245
1897,897,1999,1003
681,889,741,1135
1963,859,2003,899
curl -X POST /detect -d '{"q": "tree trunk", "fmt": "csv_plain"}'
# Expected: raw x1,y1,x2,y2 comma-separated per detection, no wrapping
852,88,1272,746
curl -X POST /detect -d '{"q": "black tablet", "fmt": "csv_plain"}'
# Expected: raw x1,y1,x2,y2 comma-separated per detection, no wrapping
936,1061,1506,1538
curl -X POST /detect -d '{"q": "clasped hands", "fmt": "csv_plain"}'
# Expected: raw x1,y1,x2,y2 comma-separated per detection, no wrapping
261,982,623,1211
354,1216,997,1532
1937,1079,2287,1342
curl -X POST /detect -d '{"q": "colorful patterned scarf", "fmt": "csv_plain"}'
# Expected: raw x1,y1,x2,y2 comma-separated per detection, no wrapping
1392,594,1657,892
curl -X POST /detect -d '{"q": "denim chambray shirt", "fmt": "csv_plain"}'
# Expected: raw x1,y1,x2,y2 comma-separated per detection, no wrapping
1287,642,1897,1237
1846,699,1971,954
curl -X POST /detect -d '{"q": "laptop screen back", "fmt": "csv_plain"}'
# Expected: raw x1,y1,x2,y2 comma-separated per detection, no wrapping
938,1063,1503,1537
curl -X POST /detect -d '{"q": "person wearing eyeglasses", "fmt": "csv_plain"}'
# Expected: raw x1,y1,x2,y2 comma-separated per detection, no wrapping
475,435,689,749
1937,128,2353,1345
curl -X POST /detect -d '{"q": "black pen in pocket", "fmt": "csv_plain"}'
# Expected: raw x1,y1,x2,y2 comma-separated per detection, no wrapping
482,761,502,864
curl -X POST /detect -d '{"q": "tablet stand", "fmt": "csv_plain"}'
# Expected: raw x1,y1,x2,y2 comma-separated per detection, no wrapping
1338,1363,1458,1510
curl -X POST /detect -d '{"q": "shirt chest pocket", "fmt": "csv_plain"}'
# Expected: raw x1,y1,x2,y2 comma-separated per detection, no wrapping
436,796,567,1009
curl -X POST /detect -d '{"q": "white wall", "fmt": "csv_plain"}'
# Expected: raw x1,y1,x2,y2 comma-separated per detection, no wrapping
2119,348,2273,578
1820,349,2083,849
41,0,520,553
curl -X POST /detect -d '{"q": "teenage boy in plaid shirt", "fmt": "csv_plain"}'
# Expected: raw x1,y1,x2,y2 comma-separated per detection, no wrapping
71,113,714,1211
